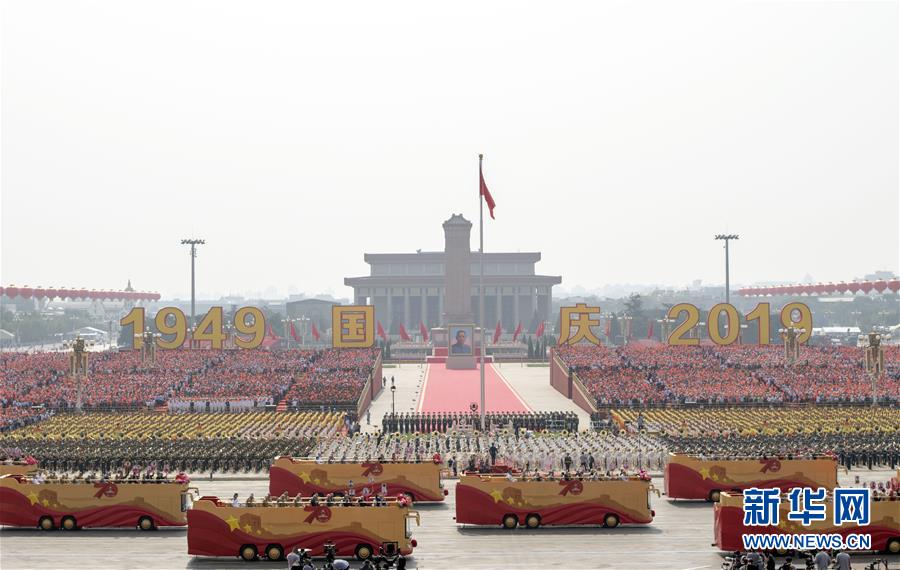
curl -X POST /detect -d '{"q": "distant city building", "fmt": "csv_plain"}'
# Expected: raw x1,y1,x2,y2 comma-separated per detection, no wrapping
345,214,561,333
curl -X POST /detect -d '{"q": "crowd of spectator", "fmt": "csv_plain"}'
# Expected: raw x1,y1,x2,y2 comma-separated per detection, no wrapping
557,344,900,406
282,349,379,406
0,348,379,414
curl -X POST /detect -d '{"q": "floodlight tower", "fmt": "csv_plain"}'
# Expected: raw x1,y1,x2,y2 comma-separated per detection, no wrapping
180,238,205,328
714,234,739,305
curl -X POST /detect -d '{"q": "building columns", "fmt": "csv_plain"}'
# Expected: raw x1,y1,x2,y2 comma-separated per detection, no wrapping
387,293,393,332
513,287,520,328
420,290,427,328
403,288,410,331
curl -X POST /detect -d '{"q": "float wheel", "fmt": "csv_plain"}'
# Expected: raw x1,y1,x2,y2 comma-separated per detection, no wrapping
265,544,284,561
38,516,55,531
886,537,900,554
239,544,258,561
138,516,155,531
61,516,77,531
525,514,540,529
708,489,721,502
502,514,518,529
355,543,373,560
604,514,620,528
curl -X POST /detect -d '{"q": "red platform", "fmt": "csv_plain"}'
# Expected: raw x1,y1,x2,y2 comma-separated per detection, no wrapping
417,364,530,413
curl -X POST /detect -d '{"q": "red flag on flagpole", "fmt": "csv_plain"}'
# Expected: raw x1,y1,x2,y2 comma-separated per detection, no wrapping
647,321,654,340
535,321,545,337
493,321,502,344
399,323,411,341
266,323,278,338
512,322,523,342
419,321,429,342
290,321,300,341
605,318,612,337
376,321,386,340
311,323,320,341
480,158,496,219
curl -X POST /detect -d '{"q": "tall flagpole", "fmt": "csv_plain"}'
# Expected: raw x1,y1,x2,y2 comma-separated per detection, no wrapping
478,154,486,431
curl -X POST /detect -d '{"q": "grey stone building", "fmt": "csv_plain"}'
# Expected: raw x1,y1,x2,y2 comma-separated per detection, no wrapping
344,214,561,334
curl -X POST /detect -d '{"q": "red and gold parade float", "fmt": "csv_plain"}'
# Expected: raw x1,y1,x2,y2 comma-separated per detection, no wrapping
187,495,419,561
269,456,446,503
0,474,193,530
455,473,655,528
665,453,838,501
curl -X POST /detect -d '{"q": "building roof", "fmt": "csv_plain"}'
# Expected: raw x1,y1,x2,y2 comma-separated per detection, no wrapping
362,251,543,264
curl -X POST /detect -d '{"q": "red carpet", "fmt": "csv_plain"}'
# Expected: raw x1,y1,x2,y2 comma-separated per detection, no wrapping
417,364,530,413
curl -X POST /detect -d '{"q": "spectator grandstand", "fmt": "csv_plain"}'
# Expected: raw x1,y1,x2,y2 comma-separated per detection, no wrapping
0,348,380,414
556,344,900,406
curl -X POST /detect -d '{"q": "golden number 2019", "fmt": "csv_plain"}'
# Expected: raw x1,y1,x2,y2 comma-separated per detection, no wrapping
665,302,811,346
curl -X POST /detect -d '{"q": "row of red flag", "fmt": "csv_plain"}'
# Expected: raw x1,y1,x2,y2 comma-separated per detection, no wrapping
268,319,545,343
383,319,543,342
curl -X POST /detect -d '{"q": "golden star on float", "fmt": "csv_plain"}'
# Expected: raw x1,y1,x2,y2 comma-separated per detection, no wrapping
225,515,240,531
42,499,50,506
244,524,253,533
27,492,39,505
489,489,504,503
297,471,310,483
698,468,710,480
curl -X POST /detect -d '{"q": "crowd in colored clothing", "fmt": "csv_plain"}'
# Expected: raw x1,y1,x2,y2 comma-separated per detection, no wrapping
0,348,379,413
557,344,900,405
282,348,379,406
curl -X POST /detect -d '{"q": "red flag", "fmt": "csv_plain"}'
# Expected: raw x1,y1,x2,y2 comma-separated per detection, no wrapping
605,318,612,337
493,321,502,344
479,157,496,220
290,321,300,341
535,321,545,337
419,321,429,342
512,322,523,342
376,320,386,340
399,323,411,341
311,323,320,341
266,323,278,338
647,321,654,340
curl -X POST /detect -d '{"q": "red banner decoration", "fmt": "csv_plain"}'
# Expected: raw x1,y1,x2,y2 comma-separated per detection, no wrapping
377,321,386,340
493,321,502,344
512,322,522,342
535,321,545,337
303,505,332,524
558,480,584,496
361,462,384,477
311,323,320,341
399,324,411,341
419,321,429,342
93,482,119,498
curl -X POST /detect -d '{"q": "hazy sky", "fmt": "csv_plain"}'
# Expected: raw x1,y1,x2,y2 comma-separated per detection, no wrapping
2,1,897,300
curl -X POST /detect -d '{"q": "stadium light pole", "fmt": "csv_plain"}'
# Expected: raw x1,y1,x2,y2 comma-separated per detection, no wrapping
181,238,205,329
714,234,739,305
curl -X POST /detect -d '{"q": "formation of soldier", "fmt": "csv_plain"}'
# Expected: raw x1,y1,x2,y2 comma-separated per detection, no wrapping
312,429,669,473
0,435,316,474
660,432,900,470
381,411,579,434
